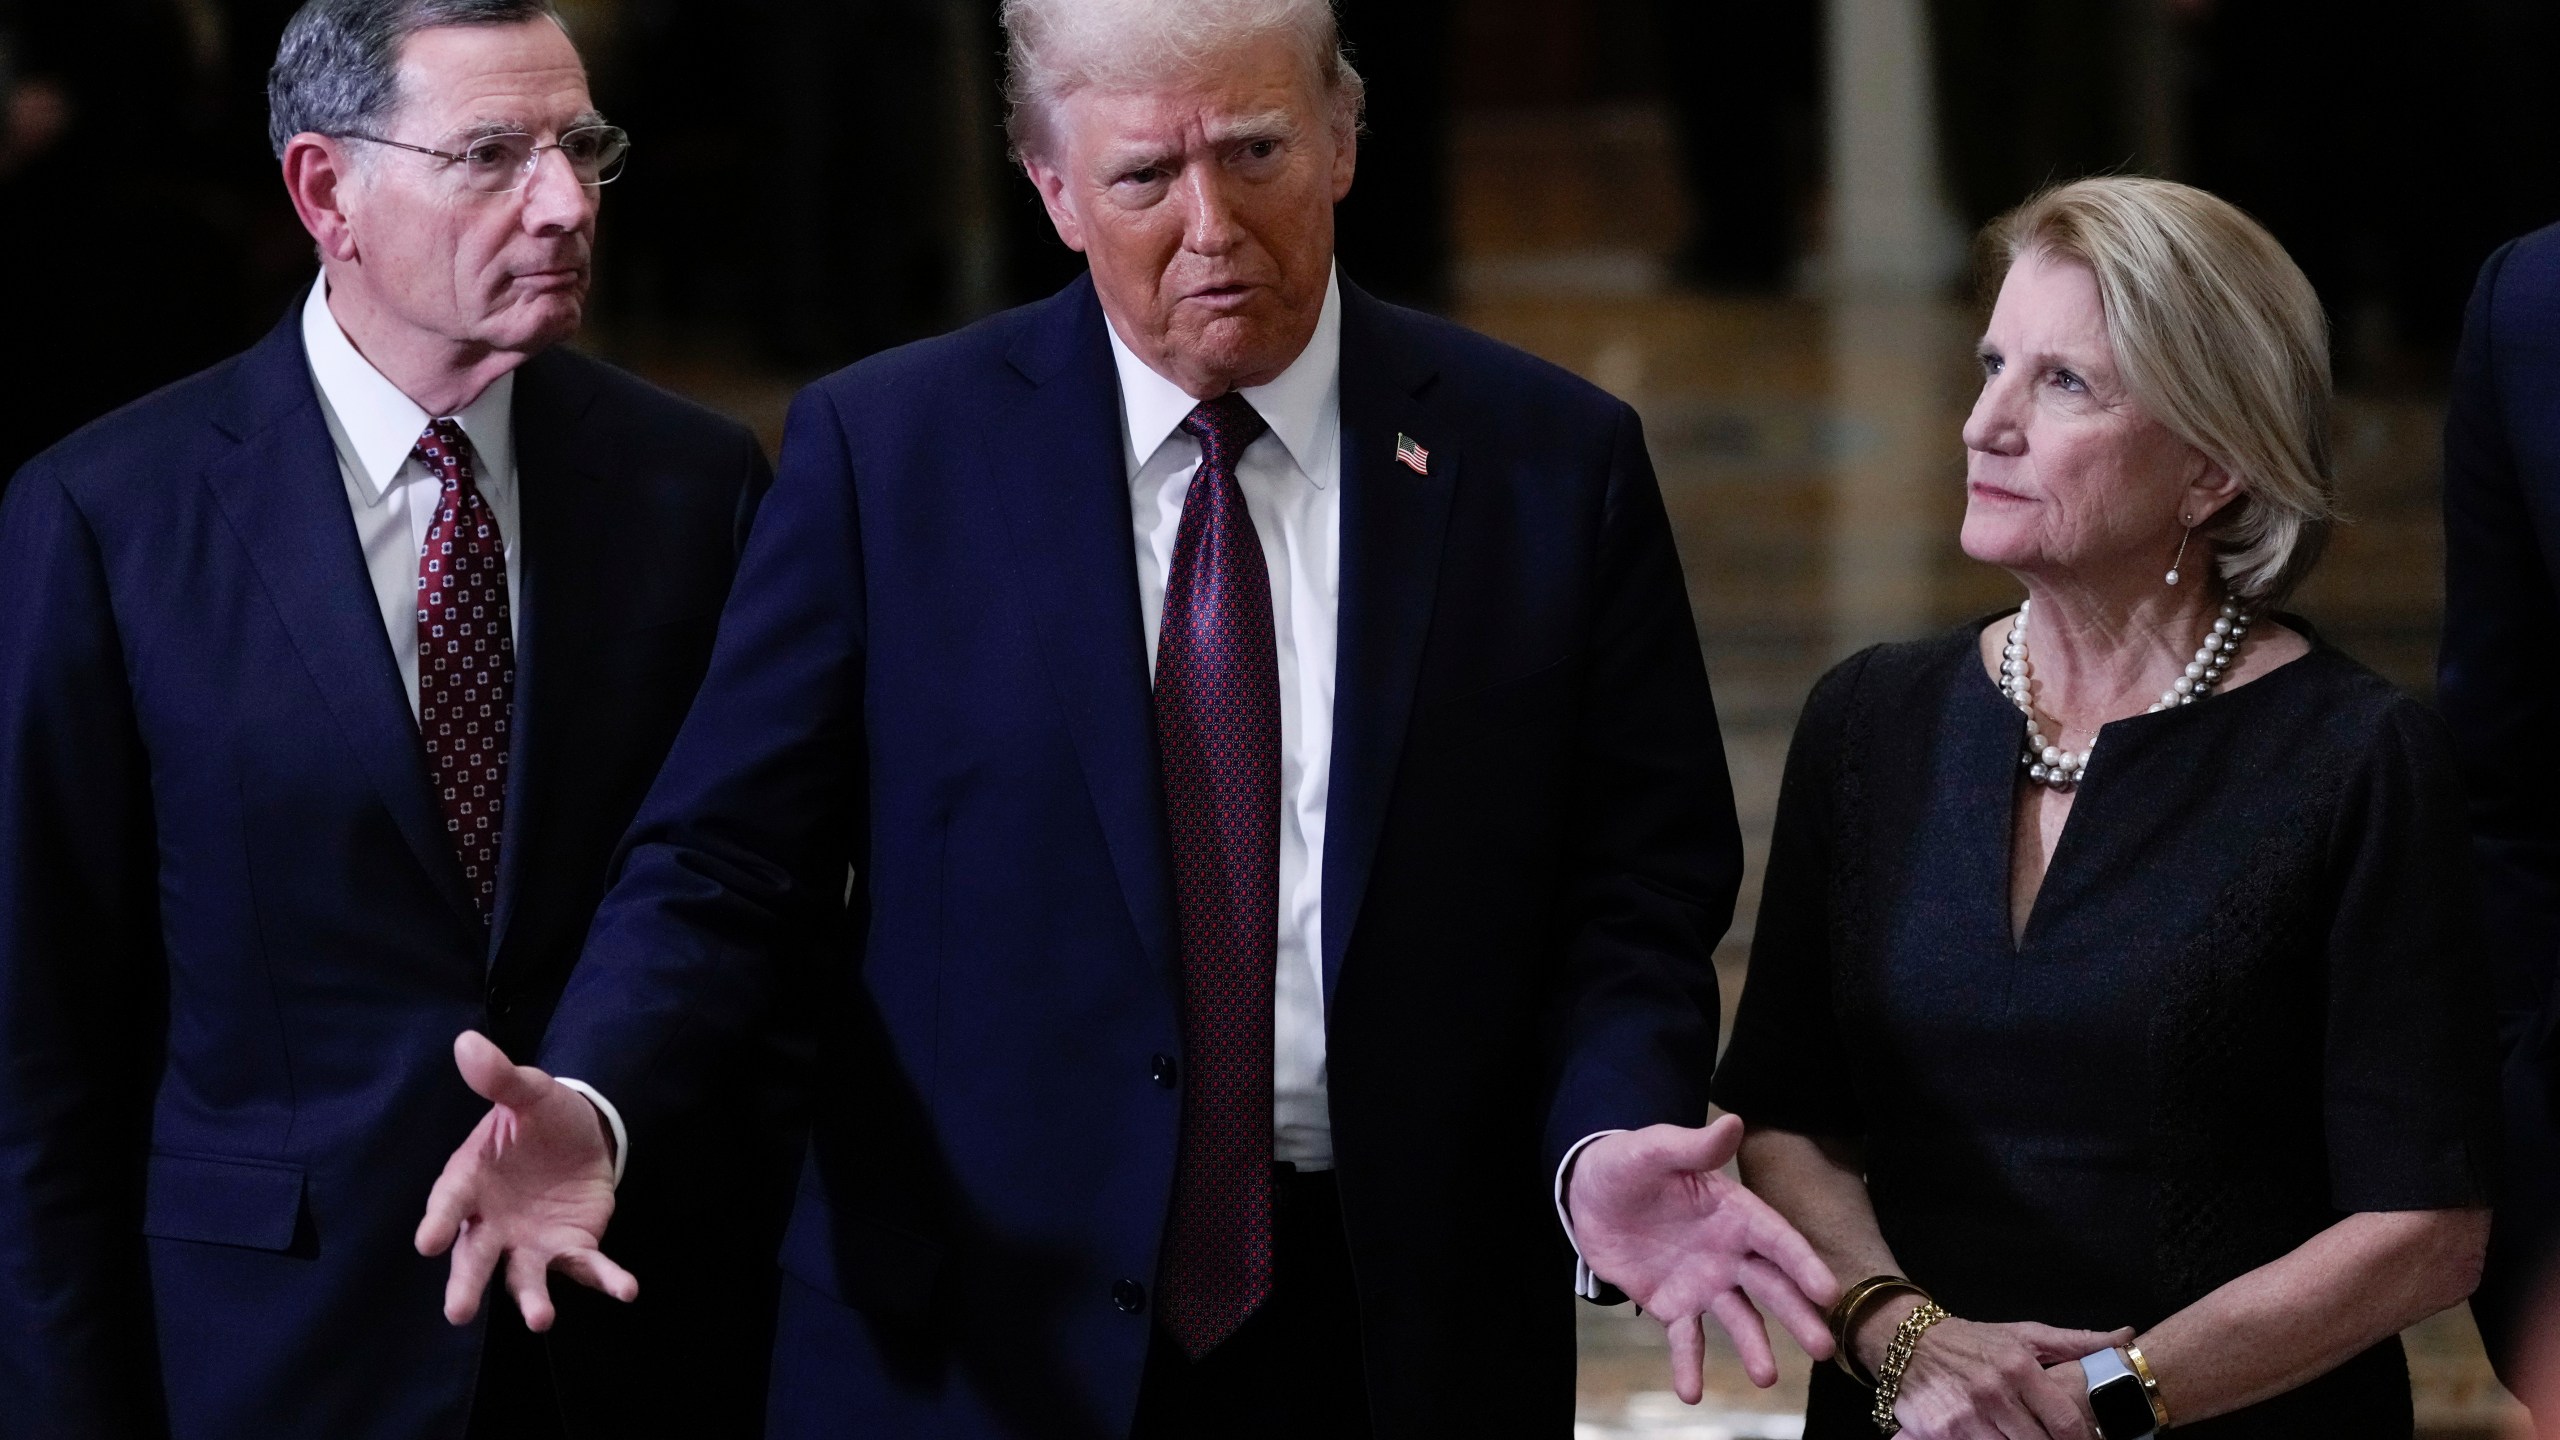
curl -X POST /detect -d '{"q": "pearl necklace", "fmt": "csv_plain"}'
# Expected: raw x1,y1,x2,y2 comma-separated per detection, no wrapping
2002,598,2250,790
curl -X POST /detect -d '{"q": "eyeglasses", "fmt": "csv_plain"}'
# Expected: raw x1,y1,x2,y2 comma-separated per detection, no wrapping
336,124,630,193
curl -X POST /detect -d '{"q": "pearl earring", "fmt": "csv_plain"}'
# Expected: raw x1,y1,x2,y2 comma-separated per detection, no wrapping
2167,516,2194,586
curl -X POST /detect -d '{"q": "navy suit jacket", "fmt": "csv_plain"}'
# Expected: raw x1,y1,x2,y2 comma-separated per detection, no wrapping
2447,223,2560,1376
0,307,794,1438
540,274,1743,1437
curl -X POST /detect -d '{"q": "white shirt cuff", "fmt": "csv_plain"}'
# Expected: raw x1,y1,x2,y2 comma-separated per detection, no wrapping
552,1078,628,1189
1555,1128,1629,1299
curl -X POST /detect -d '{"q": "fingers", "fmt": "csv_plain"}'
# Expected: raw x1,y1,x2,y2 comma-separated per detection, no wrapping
2021,1367,2096,1440
1731,1182,1842,1309
415,1163,468,1258
507,1245,557,1333
1689,1112,1745,1170
442,1221,500,1326
1738,1253,1835,1360
1707,1289,1778,1388
556,1247,641,1304
1668,1313,1707,1406
2017,1323,2126,1364
452,1030,555,1111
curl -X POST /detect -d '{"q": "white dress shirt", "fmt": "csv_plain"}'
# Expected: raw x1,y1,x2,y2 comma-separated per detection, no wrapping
300,279,627,1185
1108,270,1615,1291
1109,270,1343,1170
301,279,520,718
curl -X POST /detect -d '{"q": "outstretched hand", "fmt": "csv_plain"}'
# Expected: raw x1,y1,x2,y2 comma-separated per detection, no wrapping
414,1031,635,1330
1566,1116,1842,1401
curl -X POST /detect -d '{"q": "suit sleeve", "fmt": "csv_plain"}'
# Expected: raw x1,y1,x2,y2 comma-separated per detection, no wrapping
1539,403,1745,1175
0,465,170,1438
539,386,865,1145
2438,239,2560,1050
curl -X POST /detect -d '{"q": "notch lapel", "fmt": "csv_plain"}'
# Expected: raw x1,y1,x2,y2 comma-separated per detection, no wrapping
986,278,1177,977
1320,284,1458,1002
199,319,481,931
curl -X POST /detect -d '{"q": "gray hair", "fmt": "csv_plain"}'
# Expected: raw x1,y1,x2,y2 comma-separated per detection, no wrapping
267,0,562,158
1000,0,1364,164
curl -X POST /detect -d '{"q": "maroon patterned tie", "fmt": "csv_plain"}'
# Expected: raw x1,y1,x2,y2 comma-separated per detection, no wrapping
413,418,514,922
1153,393,1280,1358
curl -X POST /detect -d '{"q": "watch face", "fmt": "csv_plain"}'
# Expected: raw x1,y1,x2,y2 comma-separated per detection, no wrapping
2089,1375,2155,1439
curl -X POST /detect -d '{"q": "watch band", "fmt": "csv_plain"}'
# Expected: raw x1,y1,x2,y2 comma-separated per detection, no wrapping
2080,1346,2158,1440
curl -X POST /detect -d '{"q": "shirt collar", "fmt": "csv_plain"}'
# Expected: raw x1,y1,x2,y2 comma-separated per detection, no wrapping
300,277,516,505
1105,265,1342,489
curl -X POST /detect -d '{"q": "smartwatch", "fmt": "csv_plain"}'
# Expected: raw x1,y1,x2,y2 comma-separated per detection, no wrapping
2079,1346,2158,1440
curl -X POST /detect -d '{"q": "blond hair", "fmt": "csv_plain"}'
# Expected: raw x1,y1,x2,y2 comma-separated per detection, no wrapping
1984,177,2337,603
999,0,1364,164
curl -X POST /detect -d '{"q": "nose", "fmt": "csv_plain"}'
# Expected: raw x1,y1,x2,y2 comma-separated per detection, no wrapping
517,143,596,235
1962,371,2026,457
1175,164,1244,257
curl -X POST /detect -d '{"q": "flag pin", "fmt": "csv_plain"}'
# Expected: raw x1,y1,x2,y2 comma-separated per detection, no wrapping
1394,432,1430,475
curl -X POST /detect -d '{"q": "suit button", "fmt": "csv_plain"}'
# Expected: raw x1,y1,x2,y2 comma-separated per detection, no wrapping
1149,1054,1177,1089
1112,1279,1147,1314
488,992,516,1018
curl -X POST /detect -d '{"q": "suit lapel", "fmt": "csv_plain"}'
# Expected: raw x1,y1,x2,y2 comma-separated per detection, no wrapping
486,350,604,965
987,278,1178,977
199,314,482,931
1320,284,1457,1002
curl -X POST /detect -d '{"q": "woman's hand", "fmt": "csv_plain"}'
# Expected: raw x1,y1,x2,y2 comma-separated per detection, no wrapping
1858,1300,2127,1440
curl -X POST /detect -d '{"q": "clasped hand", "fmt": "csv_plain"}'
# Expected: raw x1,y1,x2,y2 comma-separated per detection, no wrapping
413,1031,636,1330
1865,1309,2130,1440
1564,1116,1844,1403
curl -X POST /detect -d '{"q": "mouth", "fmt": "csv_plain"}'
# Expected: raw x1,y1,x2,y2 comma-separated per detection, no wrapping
1966,479,2034,505
513,265,588,290
1182,281,1262,309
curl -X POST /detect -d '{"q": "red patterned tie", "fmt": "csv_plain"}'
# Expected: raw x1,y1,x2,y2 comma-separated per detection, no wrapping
1154,393,1280,1358
413,418,514,922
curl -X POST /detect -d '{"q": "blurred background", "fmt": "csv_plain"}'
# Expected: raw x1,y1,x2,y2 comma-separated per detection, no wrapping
4,0,2555,1433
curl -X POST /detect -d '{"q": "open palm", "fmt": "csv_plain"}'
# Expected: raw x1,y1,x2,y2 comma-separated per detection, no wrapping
1567,1117,1840,1401
414,1031,635,1330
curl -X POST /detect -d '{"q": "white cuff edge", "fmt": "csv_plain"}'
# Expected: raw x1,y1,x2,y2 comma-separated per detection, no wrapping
1555,1128,1629,1299
553,1077,628,1189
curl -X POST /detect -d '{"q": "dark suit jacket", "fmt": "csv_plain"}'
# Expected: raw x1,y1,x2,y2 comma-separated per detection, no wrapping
2445,223,2560,1378
0,305,795,1439
539,274,1744,1437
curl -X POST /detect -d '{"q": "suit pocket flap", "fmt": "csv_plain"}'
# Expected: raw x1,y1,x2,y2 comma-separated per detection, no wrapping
143,1154,305,1251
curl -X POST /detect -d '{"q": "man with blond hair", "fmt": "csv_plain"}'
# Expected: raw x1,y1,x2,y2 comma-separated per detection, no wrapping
417,0,1838,1432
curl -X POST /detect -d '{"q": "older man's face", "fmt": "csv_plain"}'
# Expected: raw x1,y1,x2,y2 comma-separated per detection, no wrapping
1028,34,1356,398
345,19,600,356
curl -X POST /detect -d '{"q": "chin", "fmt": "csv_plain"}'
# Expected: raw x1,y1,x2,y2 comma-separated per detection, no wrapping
491,295,585,353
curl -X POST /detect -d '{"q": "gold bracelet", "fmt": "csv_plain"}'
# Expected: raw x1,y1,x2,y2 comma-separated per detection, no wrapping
1827,1275,1930,1383
1869,1300,1950,1435
2125,1344,2172,1431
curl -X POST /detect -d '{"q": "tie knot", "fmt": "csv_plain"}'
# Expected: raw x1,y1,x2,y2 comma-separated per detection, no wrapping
1179,393,1268,469
414,417,474,482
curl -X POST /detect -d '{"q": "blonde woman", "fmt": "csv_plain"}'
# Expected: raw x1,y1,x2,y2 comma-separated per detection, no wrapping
1713,177,2496,1439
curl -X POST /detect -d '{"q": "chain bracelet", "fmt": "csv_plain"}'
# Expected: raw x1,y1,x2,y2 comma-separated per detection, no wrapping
1869,1301,1950,1435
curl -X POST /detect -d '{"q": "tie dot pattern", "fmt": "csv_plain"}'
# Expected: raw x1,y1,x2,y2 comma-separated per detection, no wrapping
413,417,514,922
1153,393,1281,1360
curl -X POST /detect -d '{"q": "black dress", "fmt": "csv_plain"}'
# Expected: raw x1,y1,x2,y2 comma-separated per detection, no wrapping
1712,620,2498,1438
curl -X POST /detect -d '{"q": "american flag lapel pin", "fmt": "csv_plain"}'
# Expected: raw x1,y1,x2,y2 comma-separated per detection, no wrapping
1394,432,1431,475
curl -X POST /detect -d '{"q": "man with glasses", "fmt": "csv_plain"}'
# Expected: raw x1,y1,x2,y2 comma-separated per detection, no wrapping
0,1,796,1436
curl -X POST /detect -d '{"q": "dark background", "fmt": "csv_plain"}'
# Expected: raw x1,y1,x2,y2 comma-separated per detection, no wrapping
4,0,2557,484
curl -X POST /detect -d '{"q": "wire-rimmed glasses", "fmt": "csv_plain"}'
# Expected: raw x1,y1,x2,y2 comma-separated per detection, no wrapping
336,124,630,193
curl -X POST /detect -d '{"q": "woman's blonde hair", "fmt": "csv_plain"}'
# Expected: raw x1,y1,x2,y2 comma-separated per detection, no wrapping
1983,177,2337,603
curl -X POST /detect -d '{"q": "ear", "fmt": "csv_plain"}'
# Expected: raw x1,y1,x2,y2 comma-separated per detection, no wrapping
2179,447,2244,528
281,133,364,263
1021,155,1087,255
1329,101,1358,205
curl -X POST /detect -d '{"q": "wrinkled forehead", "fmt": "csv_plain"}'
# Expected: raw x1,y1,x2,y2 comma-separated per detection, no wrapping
1988,248,2114,355
390,18,598,141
